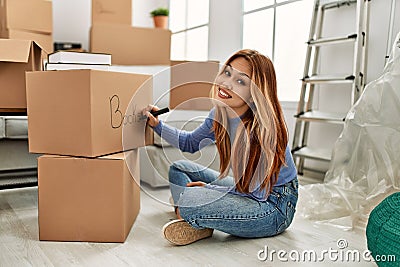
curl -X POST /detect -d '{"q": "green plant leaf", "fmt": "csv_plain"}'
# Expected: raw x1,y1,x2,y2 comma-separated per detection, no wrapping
150,7,169,17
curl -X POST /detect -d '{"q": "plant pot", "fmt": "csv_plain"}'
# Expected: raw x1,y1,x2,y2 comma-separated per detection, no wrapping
153,16,168,29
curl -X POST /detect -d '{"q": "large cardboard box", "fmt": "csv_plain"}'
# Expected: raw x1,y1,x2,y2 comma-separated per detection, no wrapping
5,0,52,34
0,39,42,109
26,69,154,157
170,61,220,110
90,24,171,65
38,151,140,242
92,0,131,25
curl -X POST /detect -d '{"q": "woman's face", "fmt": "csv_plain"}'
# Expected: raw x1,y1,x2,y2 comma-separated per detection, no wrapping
214,57,252,116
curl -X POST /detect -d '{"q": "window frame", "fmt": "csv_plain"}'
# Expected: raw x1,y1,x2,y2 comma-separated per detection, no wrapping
169,0,210,61
242,0,307,61
242,0,312,102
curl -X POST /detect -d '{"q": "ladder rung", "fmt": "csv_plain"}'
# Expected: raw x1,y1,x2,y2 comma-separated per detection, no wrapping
321,0,357,10
302,75,355,84
295,111,346,123
292,147,332,162
301,167,329,174
308,34,357,46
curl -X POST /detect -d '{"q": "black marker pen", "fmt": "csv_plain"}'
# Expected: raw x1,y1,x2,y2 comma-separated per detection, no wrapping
150,107,170,117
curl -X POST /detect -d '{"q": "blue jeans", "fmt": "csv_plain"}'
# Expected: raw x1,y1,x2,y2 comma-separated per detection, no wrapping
168,160,298,238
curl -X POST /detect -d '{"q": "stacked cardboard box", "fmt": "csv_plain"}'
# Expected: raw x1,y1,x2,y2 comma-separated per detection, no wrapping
0,0,53,54
91,24,171,66
170,60,220,111
0,39,43,110
26,66,154,242
89,0,171,65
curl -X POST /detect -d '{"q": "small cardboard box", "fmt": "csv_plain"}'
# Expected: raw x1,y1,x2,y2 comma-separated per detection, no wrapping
26,69,154,157
38,151,140,243
92,0,131,25
170,61,220,110
90,24,171,65
5,0,52,34
7,29,53,54
0,39,42,109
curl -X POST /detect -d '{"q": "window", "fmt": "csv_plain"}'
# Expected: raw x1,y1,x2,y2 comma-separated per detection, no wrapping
242,0,313,101
169,0,210,61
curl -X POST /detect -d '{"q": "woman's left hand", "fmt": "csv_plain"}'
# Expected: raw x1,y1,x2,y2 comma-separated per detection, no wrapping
186,182,206,187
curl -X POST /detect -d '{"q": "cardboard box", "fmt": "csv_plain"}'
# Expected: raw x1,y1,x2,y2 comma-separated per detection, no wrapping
38,151,140,242
7,29,53,54
90,24,171,65
26,69,154,157
170,61,220,110
5,0,52,34
0,39,42,109
92,0,131,25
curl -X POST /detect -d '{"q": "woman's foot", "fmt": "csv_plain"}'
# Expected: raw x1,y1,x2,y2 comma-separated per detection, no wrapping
162,219,214,245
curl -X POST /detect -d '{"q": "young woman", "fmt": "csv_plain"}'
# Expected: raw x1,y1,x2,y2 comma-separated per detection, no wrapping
145,49,298,246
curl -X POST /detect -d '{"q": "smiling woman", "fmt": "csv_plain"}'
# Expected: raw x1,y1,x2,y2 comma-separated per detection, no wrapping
144,49,298,246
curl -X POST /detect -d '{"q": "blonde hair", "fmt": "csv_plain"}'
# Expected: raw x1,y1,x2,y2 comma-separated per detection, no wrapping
211,49,288,194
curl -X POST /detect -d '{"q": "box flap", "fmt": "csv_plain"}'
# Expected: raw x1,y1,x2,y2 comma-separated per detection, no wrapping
32,41,43,70
0,39,33,62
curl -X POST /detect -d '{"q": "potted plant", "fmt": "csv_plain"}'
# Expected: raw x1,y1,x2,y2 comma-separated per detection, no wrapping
150,7,169,29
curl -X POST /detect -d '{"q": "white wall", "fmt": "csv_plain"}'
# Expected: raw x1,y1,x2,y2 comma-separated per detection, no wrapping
52,0,91,51
132,0,169,28
208,0,243,63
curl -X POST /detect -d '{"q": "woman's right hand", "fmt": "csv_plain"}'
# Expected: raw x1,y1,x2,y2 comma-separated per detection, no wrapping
142,105,160,128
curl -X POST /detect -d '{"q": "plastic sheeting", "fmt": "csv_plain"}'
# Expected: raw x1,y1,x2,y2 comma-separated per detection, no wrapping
297,32,400,230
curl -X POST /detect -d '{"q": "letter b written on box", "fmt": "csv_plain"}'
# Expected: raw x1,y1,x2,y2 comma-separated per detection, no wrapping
110,94,123,129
